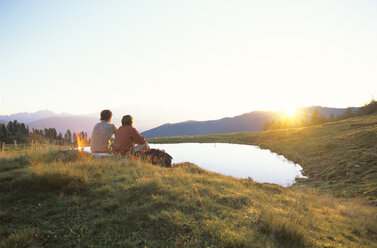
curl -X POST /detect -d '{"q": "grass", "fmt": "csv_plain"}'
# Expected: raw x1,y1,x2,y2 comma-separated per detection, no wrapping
149,113,377,200
1,146,377,247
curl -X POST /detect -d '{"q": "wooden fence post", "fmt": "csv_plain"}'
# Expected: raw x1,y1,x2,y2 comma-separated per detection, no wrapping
1,142,4,152
13,140,17,150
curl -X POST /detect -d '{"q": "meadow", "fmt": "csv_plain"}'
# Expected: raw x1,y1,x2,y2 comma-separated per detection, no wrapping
0,113,377,247
150,113,377,200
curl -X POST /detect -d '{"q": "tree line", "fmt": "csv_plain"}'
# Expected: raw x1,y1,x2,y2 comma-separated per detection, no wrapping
0,120,90,146
263,99,377,131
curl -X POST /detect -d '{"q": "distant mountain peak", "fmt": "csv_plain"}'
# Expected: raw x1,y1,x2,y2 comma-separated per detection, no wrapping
0,110,72,123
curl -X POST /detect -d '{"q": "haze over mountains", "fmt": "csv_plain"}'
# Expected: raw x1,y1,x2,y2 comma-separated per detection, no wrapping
0,106,356,138
141,106,357,138
0,106,175,135
0,110,70,123
0,111,96,136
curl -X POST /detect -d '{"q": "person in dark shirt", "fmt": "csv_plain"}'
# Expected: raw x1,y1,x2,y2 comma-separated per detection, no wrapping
113,115,150,156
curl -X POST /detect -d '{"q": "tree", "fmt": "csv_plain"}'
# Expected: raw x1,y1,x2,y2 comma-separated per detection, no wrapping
44,128,57,141
78,131,89,146
292,116,301,128
6,121,15,135
270,120,275,130
301,111,309,127
29,128,46,144
72,132,77,146
311,109,326,125
262,120,271,131
6,121,16,142
57,132,63,141
64,129,72,144
0,124,8,143
329,113,335,122
272,119,282,130
357,99,377,115
338,107,354,120
282,118,291,129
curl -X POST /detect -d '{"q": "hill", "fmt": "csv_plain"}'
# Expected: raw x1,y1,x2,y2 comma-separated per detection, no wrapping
142,111,282,138
142,106,355,138
298,106,358,118
1,146,376,247
149,113,377,199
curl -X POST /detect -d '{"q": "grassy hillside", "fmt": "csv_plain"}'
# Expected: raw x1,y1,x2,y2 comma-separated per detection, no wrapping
1,147,377,247
150,113,377,200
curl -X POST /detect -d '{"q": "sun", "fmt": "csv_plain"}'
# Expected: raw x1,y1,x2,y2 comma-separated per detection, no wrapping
281,107,298,118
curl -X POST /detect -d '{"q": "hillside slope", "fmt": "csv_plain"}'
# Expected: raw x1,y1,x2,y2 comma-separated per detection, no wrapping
149,113,377,199
0,148,376,247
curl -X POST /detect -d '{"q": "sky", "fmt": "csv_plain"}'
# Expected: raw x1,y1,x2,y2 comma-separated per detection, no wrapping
1,0,377,124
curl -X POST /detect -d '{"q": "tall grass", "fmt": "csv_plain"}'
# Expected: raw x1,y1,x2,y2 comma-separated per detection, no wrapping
1,147,376,247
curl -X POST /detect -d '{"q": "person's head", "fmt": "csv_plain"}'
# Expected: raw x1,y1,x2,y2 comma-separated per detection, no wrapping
100,110,112,122
121,115,133,126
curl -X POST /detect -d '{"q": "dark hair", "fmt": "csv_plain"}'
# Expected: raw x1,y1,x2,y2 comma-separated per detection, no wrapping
121,115,133,126
100,110,112,121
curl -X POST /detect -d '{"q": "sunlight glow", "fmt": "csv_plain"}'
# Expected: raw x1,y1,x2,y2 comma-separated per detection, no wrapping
76,133,85,153
281,107,298,118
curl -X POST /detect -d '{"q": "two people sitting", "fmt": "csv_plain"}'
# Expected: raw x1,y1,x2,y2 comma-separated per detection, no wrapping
90,110,149,156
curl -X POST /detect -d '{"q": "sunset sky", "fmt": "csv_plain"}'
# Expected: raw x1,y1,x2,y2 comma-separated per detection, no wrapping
1,0,376,123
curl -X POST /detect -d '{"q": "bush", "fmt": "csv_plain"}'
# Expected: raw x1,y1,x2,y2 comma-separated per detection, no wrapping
357,99,377,115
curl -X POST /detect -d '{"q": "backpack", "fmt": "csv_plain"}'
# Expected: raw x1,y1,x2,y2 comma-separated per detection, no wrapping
133,148,173,167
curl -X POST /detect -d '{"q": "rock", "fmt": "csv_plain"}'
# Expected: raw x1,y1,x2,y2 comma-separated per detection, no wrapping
370,201,377,207
354,164,360,168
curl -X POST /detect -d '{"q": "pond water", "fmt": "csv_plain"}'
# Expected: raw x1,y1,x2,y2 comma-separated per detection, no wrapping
83,143,306,187
149,143,306,187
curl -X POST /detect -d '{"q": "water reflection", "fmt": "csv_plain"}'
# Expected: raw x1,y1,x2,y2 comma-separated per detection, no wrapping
149,143,306,187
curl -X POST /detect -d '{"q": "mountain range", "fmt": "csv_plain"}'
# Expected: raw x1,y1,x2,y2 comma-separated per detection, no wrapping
0,110,70,123
1,106,357,138
0,110,96,135
140,106,358,138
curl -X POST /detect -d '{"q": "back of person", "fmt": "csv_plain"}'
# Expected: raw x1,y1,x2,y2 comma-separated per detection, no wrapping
113,115,148,156
90,110,117,153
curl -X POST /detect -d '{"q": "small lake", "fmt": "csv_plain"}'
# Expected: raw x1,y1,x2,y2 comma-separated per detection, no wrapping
149,143,306,187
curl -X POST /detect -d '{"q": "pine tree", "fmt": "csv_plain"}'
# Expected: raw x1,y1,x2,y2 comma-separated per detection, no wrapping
311,109,326,125
64,129,72,144
262,120,271,131
282,118,291,129
301,111,309,127
72,132,77,146
329,113,335,122
292,116,301,128
338,107,354,120
273,120,282,130
0,124,7,143
270,120,276,130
